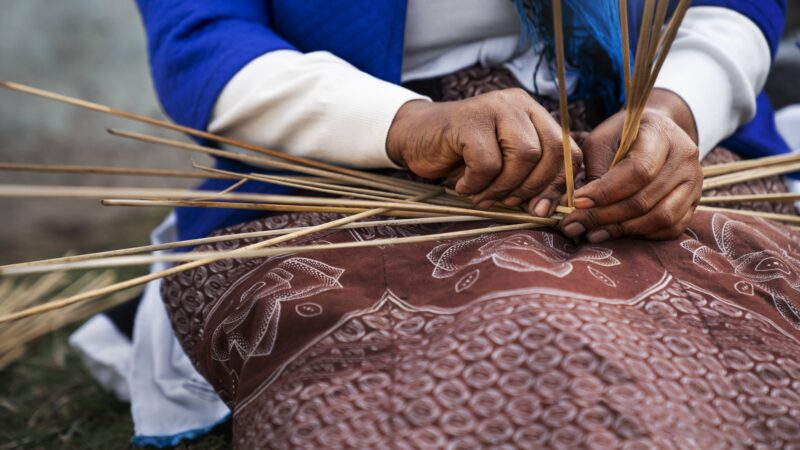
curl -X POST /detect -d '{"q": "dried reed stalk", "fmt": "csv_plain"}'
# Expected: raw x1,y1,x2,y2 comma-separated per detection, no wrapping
552,0,574,207
0,192,439,324
193,164,407,203
2,7,798,325
102,199,426,218
0,162,232,180
699,193,800,205
702,161,800,190
0,82,432,196
611,0,691,166
697,206,800,225
100,197,560,225
0,270,141,369
0,216,484,272
0,184,399,204
107,129,424,196
703,152,800,178
1,223,541,277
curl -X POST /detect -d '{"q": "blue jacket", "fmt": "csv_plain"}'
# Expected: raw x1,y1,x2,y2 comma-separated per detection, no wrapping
134,0,788,241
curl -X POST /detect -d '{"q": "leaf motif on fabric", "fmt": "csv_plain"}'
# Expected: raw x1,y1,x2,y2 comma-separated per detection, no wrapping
681,213,800,329
426,231,620,287
455,269,480,293
734,281,755,296
588,266,616,288
211,258,345,364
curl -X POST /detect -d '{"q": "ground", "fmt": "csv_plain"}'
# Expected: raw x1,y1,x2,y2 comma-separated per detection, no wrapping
0,212,232,450
0,326,232,449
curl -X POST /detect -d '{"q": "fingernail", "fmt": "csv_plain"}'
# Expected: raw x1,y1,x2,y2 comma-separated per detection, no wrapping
533,199,551,217
573,197,594,209
587,229,610,244
477,200,495,209
502,196,523,207
563,222,586,238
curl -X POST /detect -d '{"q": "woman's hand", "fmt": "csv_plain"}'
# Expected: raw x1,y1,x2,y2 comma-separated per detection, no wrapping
387,88,581,215
561,89,703,243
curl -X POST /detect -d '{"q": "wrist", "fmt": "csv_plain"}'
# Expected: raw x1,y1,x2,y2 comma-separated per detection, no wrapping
386,99,432,167
645,88,699,144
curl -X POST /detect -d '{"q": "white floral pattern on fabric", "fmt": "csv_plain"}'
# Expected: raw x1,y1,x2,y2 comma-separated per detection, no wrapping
427,232,620,282
681,214,800,328
210,258,345,365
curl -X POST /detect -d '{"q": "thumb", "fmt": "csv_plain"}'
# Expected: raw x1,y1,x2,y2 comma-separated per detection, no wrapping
581,113,624,184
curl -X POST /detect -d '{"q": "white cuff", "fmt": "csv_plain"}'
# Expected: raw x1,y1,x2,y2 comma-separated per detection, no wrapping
211,50,429,169
654,7,770,158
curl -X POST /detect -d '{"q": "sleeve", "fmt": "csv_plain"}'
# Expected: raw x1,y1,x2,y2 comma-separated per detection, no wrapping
208,50,428,169
654,6,775,157
690,0,786,57
134,0,296,130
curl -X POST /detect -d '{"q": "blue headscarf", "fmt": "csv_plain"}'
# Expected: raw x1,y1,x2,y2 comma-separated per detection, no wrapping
515,0,626,115
515,0,682,116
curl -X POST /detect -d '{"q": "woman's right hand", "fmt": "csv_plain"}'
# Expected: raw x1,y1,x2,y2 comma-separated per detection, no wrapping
386,88,580,216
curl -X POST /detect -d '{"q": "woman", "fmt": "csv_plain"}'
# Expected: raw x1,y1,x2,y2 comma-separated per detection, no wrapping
87,0,799,447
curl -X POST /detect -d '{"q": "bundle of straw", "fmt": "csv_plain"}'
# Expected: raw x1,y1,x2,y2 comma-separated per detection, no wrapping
612,0,692,167
0,269,141,369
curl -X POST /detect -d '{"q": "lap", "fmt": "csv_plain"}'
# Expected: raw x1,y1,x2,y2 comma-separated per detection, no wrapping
162,205,800,448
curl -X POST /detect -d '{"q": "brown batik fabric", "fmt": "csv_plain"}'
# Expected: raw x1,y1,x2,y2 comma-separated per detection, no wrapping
702,147,797,216
161,66,800,449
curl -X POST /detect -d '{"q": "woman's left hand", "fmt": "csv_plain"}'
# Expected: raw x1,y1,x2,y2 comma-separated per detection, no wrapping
560,89,703,243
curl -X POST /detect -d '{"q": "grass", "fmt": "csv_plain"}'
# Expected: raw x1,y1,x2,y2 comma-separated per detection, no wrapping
1,209,235,448
0,324,233,449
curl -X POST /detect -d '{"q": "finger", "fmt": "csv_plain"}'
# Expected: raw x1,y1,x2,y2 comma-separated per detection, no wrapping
570,131,589,148
644,206,695,240
502,102,566,206
528,145,582,217
454,129,503,200
581,183,696,243
573,123,669,209
560,158,684,233
581,113,624,184
473,110,542,206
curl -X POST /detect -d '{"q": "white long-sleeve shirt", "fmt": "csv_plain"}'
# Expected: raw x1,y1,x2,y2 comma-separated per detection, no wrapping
209,3,770,166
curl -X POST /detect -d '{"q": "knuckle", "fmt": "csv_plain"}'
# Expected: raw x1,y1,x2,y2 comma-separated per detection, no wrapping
479,158,503,176
506,87,530,101
547,173,567,192
592,185,613,206
540,135,563,154
620,221,642,237
571,147,584,166
488,178,523,195
490,88,528,106
685,143,700,160
581,209,602,229
652,208,677,228
629,194,652,216
511,145,543,164
514,179,548,198
608,223,626,239
630,159,658,182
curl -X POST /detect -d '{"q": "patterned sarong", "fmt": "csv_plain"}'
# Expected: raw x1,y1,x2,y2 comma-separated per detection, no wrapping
162,67,800,449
